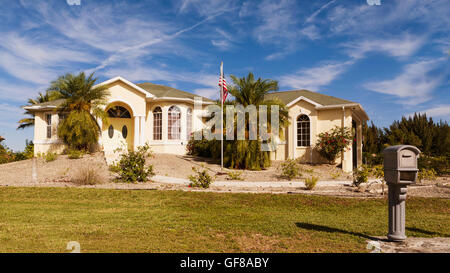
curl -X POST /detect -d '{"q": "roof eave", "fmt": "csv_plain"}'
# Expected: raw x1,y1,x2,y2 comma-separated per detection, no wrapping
94,76,155,98
316,103,369,121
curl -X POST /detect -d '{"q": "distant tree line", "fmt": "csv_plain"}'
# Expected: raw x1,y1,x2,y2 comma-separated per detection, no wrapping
362,113,449,174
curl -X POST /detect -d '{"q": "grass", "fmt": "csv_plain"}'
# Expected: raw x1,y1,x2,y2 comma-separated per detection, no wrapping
0,187,448,253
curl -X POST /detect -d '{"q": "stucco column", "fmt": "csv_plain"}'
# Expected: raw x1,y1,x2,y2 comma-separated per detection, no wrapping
357,121,363,167
181,106,187,144
140,116,146,146
134,116,140,149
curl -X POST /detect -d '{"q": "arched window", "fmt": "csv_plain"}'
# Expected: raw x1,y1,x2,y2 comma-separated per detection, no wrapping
107,106,131,118
153,107,162,140
168,106,181,140
186,108,192,140
297,114,310,147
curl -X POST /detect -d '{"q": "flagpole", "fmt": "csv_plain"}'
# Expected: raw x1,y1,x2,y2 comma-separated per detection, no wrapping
220,61,224,171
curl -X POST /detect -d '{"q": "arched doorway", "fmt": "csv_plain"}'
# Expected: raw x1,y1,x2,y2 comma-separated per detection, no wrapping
102,103,134,153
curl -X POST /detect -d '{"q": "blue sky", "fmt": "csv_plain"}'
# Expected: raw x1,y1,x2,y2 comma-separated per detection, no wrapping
0,0,449,151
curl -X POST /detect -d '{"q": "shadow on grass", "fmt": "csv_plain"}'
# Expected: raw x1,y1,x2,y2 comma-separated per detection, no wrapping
295,222,381,241
406,227,449,237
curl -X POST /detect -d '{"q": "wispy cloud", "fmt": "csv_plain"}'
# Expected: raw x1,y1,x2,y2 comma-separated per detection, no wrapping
304,0,336,24
279,60,355,91
417,105,450,120
342,34,425,60
364,58,447,105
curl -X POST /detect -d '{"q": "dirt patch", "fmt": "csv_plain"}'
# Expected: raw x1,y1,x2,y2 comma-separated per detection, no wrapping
149,153,353,182
0,152,111,187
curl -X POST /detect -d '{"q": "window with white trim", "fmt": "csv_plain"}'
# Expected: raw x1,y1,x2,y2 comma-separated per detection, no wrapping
297,114,310,147
168,106,181,140
186,108,192,140
153,107,162,140
46,114,52,139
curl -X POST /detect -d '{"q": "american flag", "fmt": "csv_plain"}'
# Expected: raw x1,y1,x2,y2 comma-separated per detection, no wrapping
219,75,228,103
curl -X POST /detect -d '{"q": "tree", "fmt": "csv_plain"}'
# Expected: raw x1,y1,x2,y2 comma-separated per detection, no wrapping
50,72,110,150
192,72,290,170
17,91,61,130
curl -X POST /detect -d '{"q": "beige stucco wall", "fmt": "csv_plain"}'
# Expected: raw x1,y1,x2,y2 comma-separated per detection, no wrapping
33,111,67,156
271,100,356,173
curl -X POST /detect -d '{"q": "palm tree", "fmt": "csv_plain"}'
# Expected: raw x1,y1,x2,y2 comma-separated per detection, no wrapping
208,72,290,170
49,72,109,150
228,72,290,139
17,91,62,130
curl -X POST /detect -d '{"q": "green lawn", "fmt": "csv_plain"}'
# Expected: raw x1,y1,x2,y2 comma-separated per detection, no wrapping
0,187,448,253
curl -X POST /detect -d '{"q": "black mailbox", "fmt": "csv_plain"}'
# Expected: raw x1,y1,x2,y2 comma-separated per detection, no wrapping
383,145,420,185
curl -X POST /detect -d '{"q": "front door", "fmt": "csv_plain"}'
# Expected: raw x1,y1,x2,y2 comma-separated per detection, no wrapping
102,106,134,153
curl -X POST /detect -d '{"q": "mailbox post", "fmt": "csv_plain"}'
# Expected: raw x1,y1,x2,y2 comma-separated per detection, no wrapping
383,145,420,242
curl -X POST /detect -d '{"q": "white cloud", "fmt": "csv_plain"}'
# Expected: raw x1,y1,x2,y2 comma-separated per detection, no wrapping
279,60,355,91
419,105,450,120
364,58,446,105
343,35,425,60
0,80,43,103
0,51,56,85
304,0,336,24
0,33,94,65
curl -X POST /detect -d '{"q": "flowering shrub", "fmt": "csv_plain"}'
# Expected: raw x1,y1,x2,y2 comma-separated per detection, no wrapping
315,126,353,163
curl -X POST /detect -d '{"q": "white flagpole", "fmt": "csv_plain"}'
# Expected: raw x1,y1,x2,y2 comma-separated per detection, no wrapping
220,61,224,171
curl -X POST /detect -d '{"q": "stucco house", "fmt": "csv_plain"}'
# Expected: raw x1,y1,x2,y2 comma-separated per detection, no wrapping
24,76,368,172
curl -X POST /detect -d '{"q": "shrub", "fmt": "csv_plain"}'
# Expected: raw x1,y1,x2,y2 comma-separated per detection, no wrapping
305,176,319,190
418,168,437,182
67,149,84,159
315,126,353,163
44,152,58,162
353,166,369,186
280,159,301,180
73,165,102,185
370,165,384,179
188,166,213,188
226,170,243,180
110,144,154,183
418,155,449,175
330,171,341,180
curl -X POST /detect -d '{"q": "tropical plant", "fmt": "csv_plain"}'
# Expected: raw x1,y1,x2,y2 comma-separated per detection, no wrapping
315,126,353,163
353,166,369,186
17,91,62,130
51,72,110,150
196,72,290,170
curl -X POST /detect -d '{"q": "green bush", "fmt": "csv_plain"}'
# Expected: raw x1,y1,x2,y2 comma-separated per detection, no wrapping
418,168,437,182
418,155,449,175
226,170,243,180
44,152,58,162
315,126,353,163
280,159,301,180
110,144,154,183
353,166,369,186
188,166,213,188
305,176,319,190
67,149,84,159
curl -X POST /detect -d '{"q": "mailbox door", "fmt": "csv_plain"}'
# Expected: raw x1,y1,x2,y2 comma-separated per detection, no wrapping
399,149,416,168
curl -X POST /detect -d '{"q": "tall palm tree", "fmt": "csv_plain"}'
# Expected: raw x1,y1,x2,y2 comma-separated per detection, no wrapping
209,72,290,170
228,72,290,140
17,91,62,130
49,72,110,150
